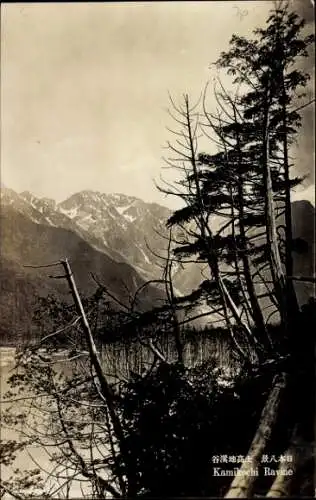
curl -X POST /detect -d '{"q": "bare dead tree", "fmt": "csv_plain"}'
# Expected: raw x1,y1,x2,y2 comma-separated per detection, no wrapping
159,93,257,365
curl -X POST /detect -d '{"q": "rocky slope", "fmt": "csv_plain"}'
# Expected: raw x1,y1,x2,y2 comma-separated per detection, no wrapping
0,204,164,343
2,187,173,281
2,187,315,293
1,187,314,342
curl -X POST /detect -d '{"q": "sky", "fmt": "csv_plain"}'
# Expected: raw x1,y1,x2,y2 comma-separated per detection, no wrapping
1,1,315,208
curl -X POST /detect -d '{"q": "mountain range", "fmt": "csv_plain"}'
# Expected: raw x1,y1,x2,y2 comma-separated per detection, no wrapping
1,187,174,278
0,186,315,343
0,187,173,342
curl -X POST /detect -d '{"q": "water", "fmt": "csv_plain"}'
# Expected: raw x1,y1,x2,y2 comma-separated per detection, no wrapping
0,337,239,498
1,348,97,498
0,349,42,494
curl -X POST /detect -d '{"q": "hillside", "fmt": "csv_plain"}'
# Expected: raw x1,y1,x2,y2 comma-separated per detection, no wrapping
0,205,164,343
0,188,314,342
2,188,173,281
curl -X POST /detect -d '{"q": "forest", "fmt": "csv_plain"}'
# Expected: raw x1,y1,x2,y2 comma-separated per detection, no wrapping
1,2,315,498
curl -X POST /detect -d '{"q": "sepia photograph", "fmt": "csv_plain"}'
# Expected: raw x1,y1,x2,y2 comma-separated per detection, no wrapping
0,1,315,498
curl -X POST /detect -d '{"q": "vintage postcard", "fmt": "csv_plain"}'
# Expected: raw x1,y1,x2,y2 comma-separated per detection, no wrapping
1,1,315,498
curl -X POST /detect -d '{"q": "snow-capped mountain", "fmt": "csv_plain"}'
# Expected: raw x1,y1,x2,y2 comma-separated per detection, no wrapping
1,185,315,344
57,190,172,279
2,187,314,303
1,187,181,285
0,203,165,343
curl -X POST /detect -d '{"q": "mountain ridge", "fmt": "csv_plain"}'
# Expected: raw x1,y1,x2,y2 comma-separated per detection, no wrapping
0,203,166,343
2,187,173,283
2,186,315,295
0,185,314,344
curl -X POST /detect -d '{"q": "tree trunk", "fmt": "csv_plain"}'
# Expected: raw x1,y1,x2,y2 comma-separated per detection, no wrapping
184,95,252,353
262,102,287,326
238,180,271,355
233,108,269,354
224,372,288,498
61,259,132,497
266,429,314,497
280,77,300,324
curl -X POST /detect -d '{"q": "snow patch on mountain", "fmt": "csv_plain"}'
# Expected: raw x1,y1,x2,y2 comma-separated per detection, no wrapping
124,213,137,223
116,203,134,215
136,244,151,264
45,217,56,227
1,186,201,294
59,206,79,219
